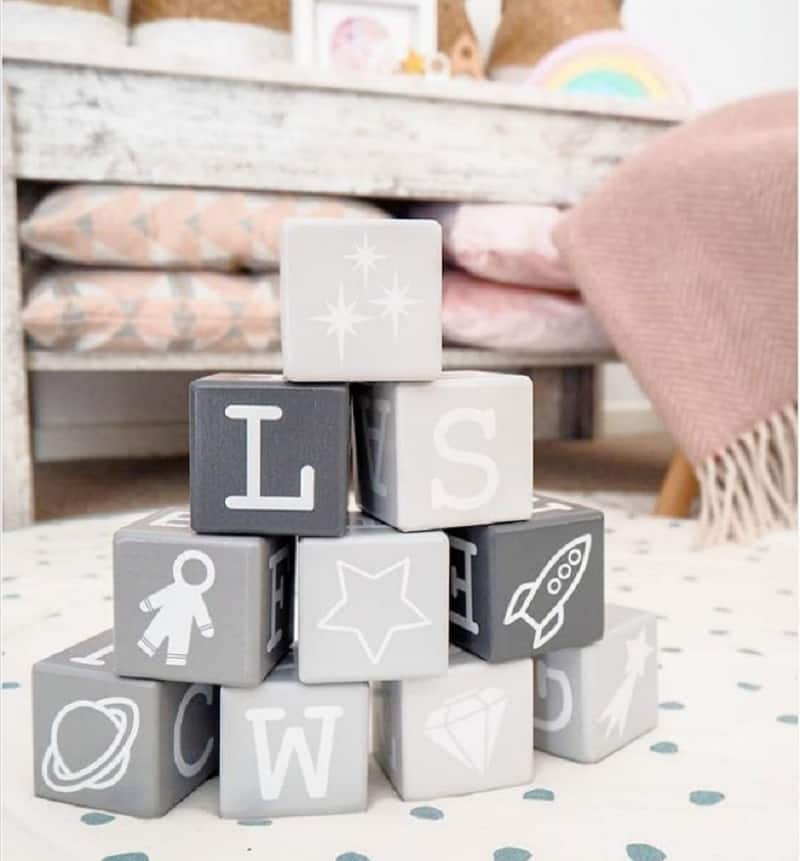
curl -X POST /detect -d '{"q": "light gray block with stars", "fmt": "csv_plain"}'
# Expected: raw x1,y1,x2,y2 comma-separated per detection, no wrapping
281,218,442,382
353,371,533,531
32,630,218,818
534,603,658,763
190,373,350,537
114,507,294,687
220,652,369,818
297,513,449,683
448,492,605,662
373,647,533,801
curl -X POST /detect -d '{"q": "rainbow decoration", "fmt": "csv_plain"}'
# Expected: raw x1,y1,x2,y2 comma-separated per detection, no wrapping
528,31,692,105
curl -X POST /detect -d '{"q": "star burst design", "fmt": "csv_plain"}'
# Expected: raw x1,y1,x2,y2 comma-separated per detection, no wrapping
312,284,370,361
370,273,423,338
345,233,385,288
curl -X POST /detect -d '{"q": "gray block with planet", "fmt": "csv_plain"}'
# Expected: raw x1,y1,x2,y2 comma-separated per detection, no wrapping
533,603,658,763
447,493,605,662
32,630,218,818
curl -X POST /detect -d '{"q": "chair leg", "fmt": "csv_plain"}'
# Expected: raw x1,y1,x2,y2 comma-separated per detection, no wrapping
654,451,698,518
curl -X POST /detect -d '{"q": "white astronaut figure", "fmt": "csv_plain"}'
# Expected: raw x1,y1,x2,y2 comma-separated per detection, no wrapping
137,550,216,667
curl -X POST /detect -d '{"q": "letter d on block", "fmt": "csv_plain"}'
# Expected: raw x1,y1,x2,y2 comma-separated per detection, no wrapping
224,404,315,512
431,408,500,512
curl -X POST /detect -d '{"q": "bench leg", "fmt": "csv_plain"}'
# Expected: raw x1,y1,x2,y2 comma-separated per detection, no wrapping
2,84,34,529
654,451,698,518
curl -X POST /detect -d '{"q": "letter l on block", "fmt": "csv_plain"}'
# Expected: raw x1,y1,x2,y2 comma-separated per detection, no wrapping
224,404,315,511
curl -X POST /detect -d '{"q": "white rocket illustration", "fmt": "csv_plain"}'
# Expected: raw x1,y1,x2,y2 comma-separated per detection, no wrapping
503,534,592,650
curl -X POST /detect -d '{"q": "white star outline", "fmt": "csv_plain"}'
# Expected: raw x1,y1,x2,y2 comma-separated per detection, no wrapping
344,233,385,289
317,558,431,664
370,272,423,338
311,284,370,361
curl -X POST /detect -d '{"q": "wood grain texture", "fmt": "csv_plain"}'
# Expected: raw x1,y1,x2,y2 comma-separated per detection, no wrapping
2,83,34,529
4,43,684,205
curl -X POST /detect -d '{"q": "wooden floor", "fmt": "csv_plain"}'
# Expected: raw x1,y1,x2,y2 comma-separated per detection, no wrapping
33,433,673,522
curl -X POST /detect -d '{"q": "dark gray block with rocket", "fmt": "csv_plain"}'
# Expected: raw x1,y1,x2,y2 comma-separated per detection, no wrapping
447,493,604,661
190,373,350,537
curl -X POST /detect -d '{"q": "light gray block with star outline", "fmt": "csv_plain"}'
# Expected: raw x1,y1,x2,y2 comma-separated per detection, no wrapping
374,646,533,801
533,604,658,763
297,513,449,683
280,218,442,382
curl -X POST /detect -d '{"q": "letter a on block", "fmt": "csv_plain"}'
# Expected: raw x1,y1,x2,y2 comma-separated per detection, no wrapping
224,405,315,512
245,705,343,800
431,409,499,512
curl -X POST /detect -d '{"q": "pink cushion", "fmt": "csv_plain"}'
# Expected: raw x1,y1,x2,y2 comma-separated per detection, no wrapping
415,203,574,289
442,270,610,353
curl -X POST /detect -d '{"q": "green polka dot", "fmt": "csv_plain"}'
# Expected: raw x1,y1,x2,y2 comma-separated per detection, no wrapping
626,844,666,861
493,848,531,861
650,741,678,754
2,682,20,690
737,648,763,656
81,811,115,825
661,647,682,653
2,593,20,599
777,714,797,725
737,682,761,691
689,790,724,806
409,806,444,820
336,854,370,861
237,818,272,826
659,701,685,710
101,854,149,861
523,787,555,801
709,629,729,635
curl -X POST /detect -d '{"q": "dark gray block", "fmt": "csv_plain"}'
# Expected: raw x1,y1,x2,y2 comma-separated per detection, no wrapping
32,630,218,818
190,374,350,537
447,493,604,661
114,508,294,687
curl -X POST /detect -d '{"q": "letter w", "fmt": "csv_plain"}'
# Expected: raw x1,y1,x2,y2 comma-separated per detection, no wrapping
245,705,343,800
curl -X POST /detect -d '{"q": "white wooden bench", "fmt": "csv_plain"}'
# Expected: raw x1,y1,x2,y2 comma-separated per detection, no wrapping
2,42,684,528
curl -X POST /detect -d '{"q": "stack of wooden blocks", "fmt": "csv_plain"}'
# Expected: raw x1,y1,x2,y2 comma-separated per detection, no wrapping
32,220,658,819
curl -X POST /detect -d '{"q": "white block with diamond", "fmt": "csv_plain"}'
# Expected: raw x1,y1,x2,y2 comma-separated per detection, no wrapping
374,647,533,800
280,219,442,381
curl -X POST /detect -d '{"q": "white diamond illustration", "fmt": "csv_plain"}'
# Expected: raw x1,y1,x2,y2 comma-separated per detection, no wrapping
424,687,507,773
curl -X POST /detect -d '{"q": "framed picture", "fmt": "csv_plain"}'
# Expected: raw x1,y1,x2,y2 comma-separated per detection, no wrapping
292,0,438,74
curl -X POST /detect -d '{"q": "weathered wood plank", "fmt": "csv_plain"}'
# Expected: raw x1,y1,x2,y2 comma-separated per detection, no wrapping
2,84,34,529
3,44,684,205
26,347,615,373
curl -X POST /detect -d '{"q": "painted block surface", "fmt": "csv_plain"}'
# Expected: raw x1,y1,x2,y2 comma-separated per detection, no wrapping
190,374,350,537
113,508,293,687
297,513,449,683
374,647,533,800
32,630,218,817
448,493,604,661
220,652,369,818
353,372,533,531
281,219,442,381
534,604,658,763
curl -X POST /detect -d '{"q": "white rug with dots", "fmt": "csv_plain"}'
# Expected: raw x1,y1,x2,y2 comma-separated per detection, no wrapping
2,493,797,861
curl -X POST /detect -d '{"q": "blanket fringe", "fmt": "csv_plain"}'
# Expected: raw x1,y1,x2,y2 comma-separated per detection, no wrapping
697,402,798,546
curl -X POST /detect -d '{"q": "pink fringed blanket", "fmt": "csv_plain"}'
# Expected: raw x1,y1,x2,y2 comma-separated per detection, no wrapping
554,92,798,544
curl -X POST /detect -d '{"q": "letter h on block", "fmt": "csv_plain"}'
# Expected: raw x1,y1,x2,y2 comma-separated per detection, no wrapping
190,374,350,537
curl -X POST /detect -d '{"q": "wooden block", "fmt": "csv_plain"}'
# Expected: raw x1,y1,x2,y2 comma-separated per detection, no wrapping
374,647,533,800
534,604,658,763
220,652,368,818
296,513,449,683
190,373,350,537
113,508,294,687
32,630,218,818
353,371,533,531
448,493,604,661
281,219,442,382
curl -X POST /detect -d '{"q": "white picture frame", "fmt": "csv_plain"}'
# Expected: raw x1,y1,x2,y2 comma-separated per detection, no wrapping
292,0,437,74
